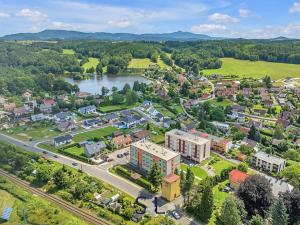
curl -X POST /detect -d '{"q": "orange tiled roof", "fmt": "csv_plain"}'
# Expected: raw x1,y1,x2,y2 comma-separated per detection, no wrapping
229,169,249,184
164,174,180,183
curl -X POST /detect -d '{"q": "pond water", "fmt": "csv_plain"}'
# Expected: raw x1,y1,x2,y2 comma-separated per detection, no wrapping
65,74,150,94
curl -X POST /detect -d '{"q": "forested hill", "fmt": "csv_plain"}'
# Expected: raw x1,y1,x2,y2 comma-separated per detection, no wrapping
0,30,218,41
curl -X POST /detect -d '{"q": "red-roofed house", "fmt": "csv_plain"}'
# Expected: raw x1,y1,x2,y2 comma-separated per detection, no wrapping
4,103,16,112
177,74,186,86
43,99,56,107
229,169,249,189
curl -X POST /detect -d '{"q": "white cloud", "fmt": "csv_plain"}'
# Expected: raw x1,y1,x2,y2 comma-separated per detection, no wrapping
208,13,239,24
0,12,10,18
191,24,227,34
239,9,251,18
16,9,47,22
107,18,134,28
50,21,74,30
289,2,300,13
50,1,207,32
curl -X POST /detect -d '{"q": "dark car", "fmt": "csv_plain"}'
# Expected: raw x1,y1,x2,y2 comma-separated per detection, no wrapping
123,151,129,156
117,154,124,158
42,151,47,154
72,162,78,166
53,155,58,158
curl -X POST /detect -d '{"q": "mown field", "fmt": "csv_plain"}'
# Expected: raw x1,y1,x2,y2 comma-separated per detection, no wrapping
82,57,99,72
128,58,170,69
128,58,152,69
203,58,300,79
73,126,117,142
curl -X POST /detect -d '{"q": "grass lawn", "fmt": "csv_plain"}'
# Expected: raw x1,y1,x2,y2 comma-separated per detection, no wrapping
180,164,208,180
203,58,300,79
210,155,236,175
99,102,138,113
208,181,231,225
62,49,75,55
253,104,267,110
4,123,61,141
157,57,171,69
128,58,152,69
82,57,99,72
153,103,176,118
64,145,85,156
173,104,184,114
73,126,117,142
149,126,166,144
208,99,233,107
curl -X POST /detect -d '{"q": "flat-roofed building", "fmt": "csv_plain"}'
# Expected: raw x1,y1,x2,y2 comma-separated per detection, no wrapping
252,151,286,173
165,129,211,163
130,140,180,176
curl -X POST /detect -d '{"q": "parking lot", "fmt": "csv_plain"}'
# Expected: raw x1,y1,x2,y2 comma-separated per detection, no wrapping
106,147,130,166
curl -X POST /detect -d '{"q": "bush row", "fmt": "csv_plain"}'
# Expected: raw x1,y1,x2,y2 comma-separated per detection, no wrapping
114,165,152,191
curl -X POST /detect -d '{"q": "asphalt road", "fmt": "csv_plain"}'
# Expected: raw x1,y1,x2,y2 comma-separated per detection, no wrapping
0,133,198,225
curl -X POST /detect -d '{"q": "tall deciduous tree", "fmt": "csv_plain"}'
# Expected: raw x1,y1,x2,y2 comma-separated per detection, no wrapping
270,199,288,225
279,189,300,225
237,175,273,217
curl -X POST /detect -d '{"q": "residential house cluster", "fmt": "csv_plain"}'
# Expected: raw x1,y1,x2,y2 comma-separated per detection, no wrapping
215,80,240,99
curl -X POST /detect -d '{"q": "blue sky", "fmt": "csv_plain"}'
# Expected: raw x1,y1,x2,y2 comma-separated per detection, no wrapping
0,0,300,38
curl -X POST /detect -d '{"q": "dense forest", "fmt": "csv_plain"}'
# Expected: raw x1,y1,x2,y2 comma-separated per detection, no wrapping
0,39,300,96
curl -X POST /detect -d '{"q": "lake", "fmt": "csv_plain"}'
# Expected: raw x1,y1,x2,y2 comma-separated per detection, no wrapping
65,74,150,94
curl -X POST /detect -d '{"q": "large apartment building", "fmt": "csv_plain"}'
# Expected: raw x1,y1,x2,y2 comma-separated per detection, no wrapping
252,151,286,173
130,140,180,176
165,129,211,163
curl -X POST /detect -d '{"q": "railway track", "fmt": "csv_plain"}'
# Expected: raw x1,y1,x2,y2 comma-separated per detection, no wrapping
0,169,110,225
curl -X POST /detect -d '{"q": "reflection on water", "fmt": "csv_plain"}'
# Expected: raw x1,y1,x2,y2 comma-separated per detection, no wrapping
65,74,150,94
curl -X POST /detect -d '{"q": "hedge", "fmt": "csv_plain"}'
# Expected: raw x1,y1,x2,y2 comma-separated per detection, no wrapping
114,166,152,191
57,148,94,164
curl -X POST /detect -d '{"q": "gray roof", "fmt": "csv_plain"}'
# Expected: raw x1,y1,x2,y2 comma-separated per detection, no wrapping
253,151,286,165
104,113,118,121
54,134,72,143
84,141,106,155
78,105,96,114
54,112,69,120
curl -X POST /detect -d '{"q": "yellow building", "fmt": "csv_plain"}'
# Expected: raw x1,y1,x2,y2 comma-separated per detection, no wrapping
161,174,180,202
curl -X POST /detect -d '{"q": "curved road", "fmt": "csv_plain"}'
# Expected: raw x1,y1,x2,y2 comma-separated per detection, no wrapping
0,133,197,225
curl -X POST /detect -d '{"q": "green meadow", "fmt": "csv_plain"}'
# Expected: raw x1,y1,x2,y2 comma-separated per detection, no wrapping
203,58,300,79
62,49,75,55
82,57,100,72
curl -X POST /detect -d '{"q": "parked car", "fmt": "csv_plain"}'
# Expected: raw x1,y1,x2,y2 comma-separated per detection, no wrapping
42,151,47,154
107,158,114,162
172,210,181,220
117,154,124,158
53,155,58,158
123,151,129,156
72,162,78,166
